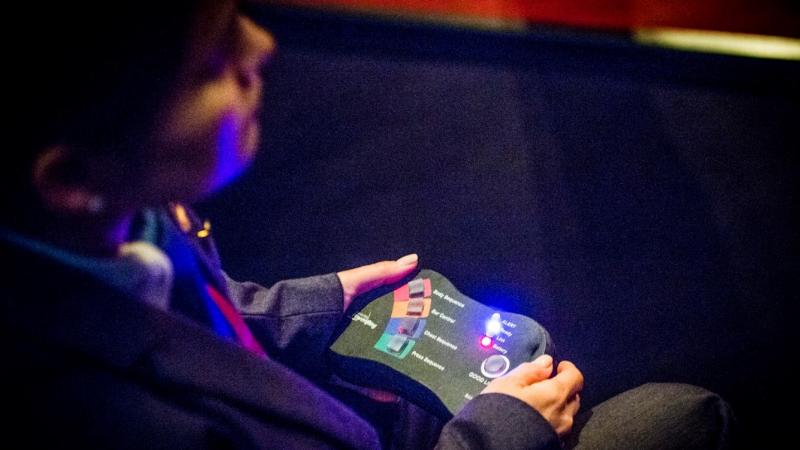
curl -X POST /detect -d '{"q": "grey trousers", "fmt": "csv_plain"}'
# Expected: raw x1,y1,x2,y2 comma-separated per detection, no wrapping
329,382,735,449
564,383,735,450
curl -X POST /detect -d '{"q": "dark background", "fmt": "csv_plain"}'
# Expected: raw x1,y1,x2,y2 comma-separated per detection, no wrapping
199,5,798,446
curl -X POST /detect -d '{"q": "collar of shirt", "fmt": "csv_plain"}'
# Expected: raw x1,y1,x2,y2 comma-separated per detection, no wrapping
0,213,173,311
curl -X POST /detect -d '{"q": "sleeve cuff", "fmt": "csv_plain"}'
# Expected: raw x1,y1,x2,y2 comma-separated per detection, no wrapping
438,393,560,450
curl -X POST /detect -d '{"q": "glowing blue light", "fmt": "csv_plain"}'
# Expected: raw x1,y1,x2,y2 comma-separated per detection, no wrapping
485,313,502,337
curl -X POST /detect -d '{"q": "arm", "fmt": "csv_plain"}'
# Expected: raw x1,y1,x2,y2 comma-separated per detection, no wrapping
224,255,420,380
224,271,344,379
228,254,582,449
436,394,560,450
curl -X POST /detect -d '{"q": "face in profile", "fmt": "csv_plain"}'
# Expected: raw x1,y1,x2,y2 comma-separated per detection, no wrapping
16,2,278,224
146,7,276,202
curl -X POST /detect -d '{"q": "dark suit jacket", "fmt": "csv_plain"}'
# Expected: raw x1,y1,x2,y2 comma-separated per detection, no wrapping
2,208,559,449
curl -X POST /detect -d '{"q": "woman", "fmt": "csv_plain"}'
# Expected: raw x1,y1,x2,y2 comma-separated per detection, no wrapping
1,1,731,448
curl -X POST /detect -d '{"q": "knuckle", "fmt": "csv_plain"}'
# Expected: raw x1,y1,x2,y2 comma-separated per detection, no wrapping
551,377,569,397
559,360,575,371
507,362,533,378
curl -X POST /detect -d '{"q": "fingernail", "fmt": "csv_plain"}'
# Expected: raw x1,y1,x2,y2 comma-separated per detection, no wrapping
533,354,553,367
396,253,418,266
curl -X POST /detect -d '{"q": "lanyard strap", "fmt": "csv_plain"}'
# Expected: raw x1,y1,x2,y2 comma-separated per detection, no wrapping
205,284,267,358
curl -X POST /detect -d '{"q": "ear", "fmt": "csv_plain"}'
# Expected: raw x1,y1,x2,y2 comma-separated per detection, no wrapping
32,146,105,216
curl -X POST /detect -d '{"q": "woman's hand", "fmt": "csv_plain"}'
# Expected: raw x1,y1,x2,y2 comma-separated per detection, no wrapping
336,253,419,311
481,354,583,437
334,253,419,403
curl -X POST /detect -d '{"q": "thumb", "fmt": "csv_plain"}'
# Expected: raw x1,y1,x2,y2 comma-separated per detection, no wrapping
337,254,419,310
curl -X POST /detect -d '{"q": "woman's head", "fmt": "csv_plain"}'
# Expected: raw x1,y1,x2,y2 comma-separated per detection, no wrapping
146,10,275,201
4,0,274,223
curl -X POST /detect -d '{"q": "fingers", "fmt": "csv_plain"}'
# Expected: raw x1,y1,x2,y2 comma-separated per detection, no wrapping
350,254,418,291
506,354,554,385
565,393,581,418
480,358,584,438
554,361,584,399
336,254,419,310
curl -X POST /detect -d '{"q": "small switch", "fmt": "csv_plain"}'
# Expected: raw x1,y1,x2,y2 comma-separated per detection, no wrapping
397,318,420,336
407,298,425,316
408,279,425,298
387,334,409,353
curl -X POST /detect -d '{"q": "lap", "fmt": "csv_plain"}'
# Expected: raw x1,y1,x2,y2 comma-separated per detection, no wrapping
564,383,735,450
326,379,734,449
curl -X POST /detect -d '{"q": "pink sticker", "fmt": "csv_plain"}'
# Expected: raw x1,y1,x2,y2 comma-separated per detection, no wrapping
393,284,410,302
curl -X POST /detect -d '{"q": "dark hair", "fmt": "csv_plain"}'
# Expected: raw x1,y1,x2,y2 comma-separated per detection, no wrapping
12,2,213,155
2,1,237,213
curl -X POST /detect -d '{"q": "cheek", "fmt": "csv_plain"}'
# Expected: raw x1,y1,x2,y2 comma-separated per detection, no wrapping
206,107,259,192
152,77,262,199
209,111,244,189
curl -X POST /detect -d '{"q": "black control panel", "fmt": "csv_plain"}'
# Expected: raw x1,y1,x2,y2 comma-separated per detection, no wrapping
329,269,553,418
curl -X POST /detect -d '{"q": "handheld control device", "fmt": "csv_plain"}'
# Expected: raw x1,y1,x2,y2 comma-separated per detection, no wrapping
328,269,554,419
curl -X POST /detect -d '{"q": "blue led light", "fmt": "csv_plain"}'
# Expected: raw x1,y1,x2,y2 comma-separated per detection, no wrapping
485,312,503,337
